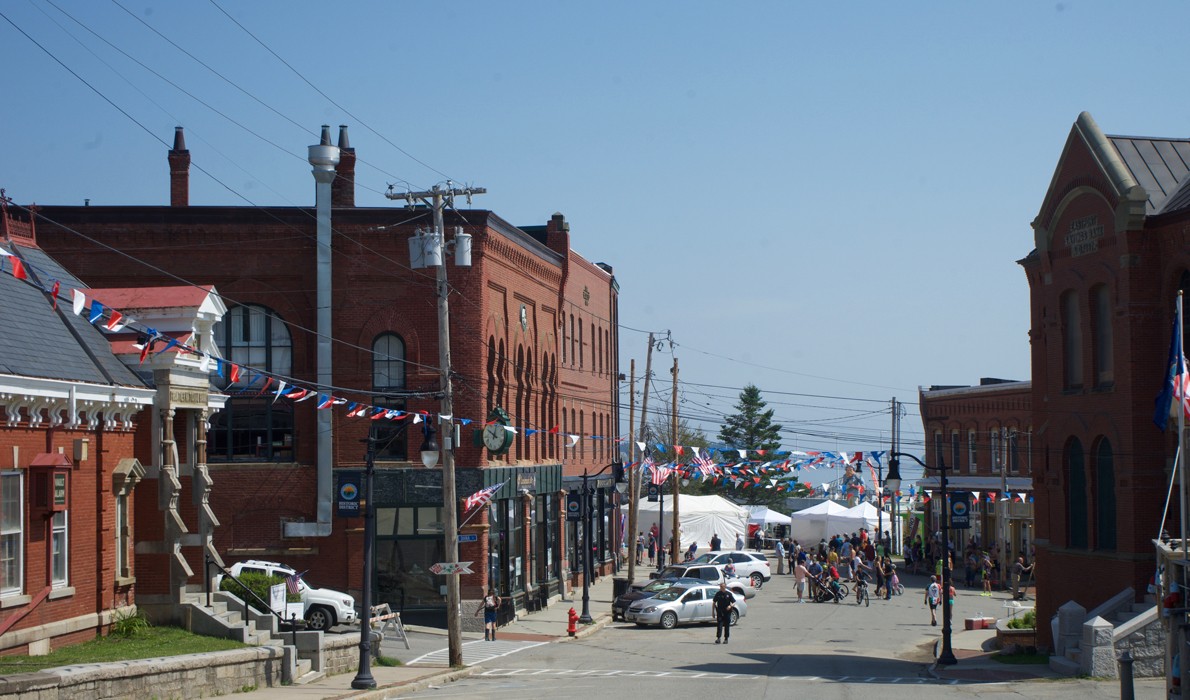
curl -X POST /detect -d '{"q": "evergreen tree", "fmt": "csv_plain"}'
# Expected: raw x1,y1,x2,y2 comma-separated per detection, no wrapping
718,384,783,452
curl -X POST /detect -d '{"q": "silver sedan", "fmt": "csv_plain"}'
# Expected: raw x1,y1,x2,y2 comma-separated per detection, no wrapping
624,584,747,630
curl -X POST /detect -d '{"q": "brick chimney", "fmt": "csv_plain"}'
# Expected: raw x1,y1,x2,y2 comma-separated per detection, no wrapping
168,126,190,207
332,125,355,207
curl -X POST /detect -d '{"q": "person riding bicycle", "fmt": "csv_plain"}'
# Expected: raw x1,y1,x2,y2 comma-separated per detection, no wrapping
852,558,872,603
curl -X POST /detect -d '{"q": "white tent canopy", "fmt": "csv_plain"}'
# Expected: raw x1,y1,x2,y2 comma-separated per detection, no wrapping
747,505,792,526
787,500,849,544
635,494,748,551
827,502,882,536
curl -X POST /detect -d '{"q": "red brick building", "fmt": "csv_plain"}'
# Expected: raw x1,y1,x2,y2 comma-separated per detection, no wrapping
0,199,155,654
1021,112,1190,647
918,379,1034,581
34,126,622,627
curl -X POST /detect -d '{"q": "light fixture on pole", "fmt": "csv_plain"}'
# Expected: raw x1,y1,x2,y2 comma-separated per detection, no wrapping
892,451,957,666
420,422,440,469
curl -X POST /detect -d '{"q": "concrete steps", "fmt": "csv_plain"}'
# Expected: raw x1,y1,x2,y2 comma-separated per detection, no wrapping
1050,654,1080,675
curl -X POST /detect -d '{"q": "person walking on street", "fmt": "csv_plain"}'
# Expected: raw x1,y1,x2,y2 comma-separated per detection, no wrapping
980,551,993,596
636,532,644,565
881,556,895,600
794,558,810,603
735,532,744,551
925,575,940,626
710,533,722,552
775,539,786,575
712,582,736,644
475,587,502,641
1012,556,1034,600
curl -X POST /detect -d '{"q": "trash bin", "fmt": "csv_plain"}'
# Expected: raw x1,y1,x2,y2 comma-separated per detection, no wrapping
612,577,629,598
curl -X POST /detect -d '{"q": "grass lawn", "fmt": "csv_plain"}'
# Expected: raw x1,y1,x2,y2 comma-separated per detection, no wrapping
0,626,246,676
992,651,1049,665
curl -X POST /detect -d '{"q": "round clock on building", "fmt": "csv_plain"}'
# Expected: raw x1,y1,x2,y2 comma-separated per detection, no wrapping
480,407,514,455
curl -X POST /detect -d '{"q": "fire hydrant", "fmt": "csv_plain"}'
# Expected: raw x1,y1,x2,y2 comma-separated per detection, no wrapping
567,607,579,637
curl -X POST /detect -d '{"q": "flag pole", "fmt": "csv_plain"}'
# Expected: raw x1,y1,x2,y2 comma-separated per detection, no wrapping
1179,291,1187,594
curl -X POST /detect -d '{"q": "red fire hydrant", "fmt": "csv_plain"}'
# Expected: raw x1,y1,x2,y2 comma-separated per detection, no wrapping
567,607,579,637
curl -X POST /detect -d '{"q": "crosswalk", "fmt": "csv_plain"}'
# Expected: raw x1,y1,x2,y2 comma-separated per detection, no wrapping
477,668,980,685
407,640,549,667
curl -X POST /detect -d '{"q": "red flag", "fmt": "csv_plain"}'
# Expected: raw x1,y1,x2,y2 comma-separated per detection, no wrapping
11,258,26,280
229,363,241,383
51,280,59,310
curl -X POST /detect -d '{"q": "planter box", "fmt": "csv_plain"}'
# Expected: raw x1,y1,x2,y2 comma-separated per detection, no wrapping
996,624,1038,650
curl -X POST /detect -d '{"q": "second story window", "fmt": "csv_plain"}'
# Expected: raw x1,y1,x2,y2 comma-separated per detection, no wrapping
373,333,407,461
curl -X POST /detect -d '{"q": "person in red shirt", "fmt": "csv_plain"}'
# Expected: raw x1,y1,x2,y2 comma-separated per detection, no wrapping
827,563,842,603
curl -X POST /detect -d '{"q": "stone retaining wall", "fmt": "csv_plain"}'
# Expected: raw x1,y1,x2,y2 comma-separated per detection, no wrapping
323,634,362,676
0,646,285,699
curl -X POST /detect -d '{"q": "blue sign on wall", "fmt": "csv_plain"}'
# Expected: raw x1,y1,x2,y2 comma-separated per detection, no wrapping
336,471,362,518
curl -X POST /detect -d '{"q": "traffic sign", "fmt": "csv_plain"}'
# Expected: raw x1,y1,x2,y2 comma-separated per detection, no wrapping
429,561,474,575
459,534,478,543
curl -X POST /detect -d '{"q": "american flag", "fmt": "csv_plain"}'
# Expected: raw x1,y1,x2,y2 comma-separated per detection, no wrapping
693,451,716,477
285,570,306,595
649,459,671,486
463,480,508,512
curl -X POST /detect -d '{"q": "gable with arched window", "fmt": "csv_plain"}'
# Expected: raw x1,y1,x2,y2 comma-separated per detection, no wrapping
209,304,294,461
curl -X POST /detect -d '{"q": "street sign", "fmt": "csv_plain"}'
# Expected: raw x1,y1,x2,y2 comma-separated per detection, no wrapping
566,491,581,521
458,534,478,543
950,491,971,529
429,561,474,575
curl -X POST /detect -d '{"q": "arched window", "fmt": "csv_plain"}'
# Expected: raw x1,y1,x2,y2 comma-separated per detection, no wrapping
578,322,584,369
210,304,294,461
372,333,407,460
1091,284,1113,387
1094,438,1116,551
1066,437,1087,549
1062,290,1083,390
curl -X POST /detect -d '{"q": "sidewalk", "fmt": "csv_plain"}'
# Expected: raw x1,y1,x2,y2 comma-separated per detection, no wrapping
927,587,1057,683
236,575,617,700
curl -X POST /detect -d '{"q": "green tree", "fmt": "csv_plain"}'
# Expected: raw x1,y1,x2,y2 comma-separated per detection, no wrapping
718,384,783,453
716,384,789,508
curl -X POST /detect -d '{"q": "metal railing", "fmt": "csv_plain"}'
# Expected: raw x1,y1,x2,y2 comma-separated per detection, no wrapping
204,555,299,648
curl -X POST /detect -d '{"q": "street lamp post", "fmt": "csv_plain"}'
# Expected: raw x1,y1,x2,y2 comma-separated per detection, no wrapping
890,451,956,666
578,463,622,624
351,434,377,689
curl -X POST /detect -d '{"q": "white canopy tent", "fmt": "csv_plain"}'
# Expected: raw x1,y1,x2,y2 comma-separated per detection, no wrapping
635,494,748,550
787,500,849,544
747,505,792,527
827,502,882,536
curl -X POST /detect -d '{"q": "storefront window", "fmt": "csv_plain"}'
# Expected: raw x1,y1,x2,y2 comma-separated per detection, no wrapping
375,505,445,612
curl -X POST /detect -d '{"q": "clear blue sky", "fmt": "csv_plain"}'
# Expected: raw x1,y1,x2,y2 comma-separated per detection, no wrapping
4,1,1189,483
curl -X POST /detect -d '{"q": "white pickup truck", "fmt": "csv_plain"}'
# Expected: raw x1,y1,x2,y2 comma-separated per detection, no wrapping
220,560,357,631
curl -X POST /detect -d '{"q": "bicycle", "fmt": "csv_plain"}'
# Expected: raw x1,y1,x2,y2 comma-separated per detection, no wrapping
854,577,870,606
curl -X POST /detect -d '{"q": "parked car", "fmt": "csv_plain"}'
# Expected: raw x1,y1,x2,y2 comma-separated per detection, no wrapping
648,564,756,599
614,577,702,621
689,550,772,588
625,583,747,629
219,560,357,631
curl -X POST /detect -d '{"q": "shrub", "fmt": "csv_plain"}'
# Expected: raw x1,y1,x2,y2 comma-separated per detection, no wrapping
220,572,300,614
111,608,152,638
1007,609,1036,629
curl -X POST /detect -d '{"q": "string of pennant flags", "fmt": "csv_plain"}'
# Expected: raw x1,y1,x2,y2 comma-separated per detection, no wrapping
0,246,1035,505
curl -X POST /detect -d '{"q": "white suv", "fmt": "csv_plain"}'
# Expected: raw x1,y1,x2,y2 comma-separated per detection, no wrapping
690,551,772,588
221,560,357,631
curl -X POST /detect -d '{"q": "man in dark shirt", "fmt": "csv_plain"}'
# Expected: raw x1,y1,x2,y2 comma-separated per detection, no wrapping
710,533,722,552
712,582,736,644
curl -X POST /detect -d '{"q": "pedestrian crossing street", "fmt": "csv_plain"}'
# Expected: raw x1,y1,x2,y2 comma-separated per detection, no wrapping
407,640,549,666
477,668,985,685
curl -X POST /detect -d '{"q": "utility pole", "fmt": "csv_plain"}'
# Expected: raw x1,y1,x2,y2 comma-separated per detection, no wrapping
890,397,898,555
626,360,637,585
1000,426,1009,589
638,334,655,567
385,183,484,668
670,357,680,564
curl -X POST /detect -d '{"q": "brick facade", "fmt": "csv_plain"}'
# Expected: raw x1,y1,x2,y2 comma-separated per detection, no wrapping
33,128,621,621
1020,114,1190,647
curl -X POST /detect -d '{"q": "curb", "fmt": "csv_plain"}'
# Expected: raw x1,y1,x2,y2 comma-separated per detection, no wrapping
346,666,478,700
560,612,613,642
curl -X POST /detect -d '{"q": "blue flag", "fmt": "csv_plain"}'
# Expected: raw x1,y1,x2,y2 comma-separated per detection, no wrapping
1155,303,1189,431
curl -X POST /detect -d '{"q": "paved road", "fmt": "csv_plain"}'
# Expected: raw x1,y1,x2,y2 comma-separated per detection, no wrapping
398,571,1166,699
